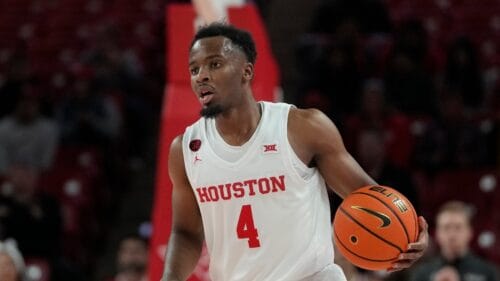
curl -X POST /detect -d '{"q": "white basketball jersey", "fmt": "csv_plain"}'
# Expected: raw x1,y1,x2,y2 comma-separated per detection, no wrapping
182,102,347,281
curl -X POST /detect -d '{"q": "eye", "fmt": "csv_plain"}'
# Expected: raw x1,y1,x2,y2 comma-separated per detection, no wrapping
210,61,222,69
190,67,199,75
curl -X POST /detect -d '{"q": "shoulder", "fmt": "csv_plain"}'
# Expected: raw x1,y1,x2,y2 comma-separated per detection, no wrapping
170,134,184,155
465,254,497,272
288,107,343,148
168,134,187,176
288,107,333,133
0,117,14,130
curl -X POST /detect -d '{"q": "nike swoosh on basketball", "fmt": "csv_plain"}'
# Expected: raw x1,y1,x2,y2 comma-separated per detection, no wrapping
351,206,391,228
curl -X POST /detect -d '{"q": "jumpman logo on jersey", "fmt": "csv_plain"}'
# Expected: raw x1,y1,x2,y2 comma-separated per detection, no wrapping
194,155,202,164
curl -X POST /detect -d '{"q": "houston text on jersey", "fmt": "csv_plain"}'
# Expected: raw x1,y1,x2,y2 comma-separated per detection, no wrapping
195,175,286,203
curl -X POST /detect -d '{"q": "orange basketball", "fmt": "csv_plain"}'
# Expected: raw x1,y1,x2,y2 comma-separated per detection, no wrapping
333,185,419,270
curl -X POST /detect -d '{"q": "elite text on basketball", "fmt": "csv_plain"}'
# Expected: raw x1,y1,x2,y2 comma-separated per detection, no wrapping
368,186,409,213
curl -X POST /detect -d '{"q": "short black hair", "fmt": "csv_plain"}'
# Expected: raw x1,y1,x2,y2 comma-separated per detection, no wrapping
190,22,257,64
119,233,149,246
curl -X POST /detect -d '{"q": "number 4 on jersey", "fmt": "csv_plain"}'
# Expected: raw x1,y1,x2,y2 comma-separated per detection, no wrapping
237,204,261,248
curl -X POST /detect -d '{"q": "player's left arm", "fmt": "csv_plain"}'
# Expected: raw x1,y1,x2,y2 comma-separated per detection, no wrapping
288,107,429,271
288,107,376,197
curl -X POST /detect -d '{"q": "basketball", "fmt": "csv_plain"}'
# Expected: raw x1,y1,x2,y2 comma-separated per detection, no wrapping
333,185,419,270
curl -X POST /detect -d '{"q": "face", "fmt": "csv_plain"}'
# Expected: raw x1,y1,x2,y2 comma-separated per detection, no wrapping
436,211,472,258
117,238,147,271
0,253,18,281
357,130,385,170
189,36,253,118
8,166,38,199
361,86,384,116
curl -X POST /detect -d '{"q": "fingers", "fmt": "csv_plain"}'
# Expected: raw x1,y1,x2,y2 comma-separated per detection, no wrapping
407,241,426,251
389,259,415,271
398,252,422,260
419,216,429,232
387,266,403,273
408,216,429,251
388,216,430,273
390,250,423,271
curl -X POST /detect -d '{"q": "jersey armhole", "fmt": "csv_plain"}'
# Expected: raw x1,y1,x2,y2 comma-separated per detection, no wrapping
282,105,316,183
181,126,197,188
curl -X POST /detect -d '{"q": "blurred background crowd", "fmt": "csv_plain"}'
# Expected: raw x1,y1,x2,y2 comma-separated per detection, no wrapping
0,0,498,280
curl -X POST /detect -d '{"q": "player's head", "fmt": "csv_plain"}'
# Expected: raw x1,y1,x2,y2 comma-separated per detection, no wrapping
435,201,473,259
189,22,257,118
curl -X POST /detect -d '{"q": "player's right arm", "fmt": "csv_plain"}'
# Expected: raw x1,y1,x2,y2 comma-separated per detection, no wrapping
161,135,204,281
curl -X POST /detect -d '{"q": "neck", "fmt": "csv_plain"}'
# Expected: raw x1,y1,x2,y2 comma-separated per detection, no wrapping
215,92,261,146
442,248,468,261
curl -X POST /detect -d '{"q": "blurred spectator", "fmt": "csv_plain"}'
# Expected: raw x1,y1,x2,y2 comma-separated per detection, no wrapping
324,40,364,118
410,201,498,281
344,79,413,168
0,93,59,176
296,39,362,122
116,235,148,273
82,24,143,94
356,129,419,212
298,0,378,120
106,234,148,281
80,24,153,159
384,20,436,115
0,166,83,280
413,94,489,171
0,239,25,281
301,41,364,119
0,166,62,261
55,79,122,147
444,37,484,110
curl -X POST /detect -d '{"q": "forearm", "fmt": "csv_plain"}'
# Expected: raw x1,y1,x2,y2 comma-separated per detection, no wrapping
320,153,377,198
162,229,204,281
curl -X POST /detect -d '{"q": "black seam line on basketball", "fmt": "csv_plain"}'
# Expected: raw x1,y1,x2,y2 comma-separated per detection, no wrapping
334,230,396,262
351,191,411,244
339,207,403,253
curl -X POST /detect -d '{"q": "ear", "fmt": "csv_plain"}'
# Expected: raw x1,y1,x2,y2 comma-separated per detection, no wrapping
242,62,254,82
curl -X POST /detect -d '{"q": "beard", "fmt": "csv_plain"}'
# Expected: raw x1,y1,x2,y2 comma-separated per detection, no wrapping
200,103,224,118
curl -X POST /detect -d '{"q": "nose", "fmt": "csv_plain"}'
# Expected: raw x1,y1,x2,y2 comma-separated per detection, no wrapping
196,66,210,83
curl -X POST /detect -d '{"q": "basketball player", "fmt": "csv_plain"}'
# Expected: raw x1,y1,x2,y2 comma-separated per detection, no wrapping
161,23,429,281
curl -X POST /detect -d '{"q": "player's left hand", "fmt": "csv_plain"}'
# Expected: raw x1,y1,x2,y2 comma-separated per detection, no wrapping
388,216,429,272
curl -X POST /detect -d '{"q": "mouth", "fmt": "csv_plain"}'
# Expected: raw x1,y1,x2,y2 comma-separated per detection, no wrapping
198,86,215,105
200,92,214,105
